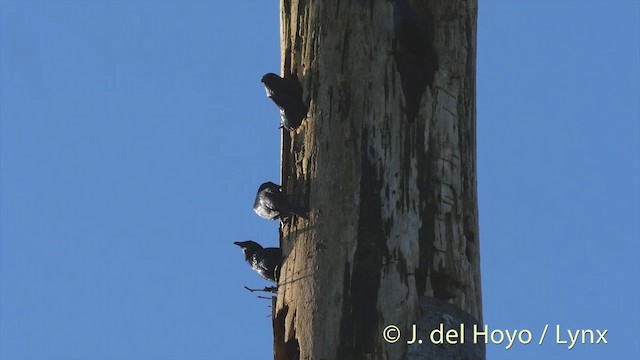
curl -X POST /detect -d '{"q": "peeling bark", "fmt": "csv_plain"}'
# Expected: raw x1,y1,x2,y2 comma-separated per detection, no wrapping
274,1,482,359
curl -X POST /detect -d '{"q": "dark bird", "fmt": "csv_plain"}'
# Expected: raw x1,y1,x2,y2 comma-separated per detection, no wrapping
261,73,308,131
234,240,282,282
253,181,309,221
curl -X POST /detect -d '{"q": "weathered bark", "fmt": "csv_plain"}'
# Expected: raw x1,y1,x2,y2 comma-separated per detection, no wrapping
274,1,481,359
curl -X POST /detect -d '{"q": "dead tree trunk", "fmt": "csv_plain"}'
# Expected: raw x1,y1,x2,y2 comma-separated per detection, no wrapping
273,1,482,359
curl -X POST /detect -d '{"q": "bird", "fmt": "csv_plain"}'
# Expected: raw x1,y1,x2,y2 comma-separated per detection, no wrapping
253,181,309,221
234,240,282,282
261,73,308,131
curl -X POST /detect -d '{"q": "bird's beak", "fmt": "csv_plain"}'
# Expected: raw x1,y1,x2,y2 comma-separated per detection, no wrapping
233,241,241,247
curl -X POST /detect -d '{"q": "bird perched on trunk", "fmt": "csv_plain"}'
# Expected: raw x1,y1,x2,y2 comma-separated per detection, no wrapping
234,241,282,282
261,73,308,131
253,181,309,220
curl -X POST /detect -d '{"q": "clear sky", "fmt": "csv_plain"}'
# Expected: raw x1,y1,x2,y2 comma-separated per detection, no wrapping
0,1,638,360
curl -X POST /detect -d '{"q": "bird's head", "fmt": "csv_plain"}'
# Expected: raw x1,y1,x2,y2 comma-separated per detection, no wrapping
261,73,280,85
261,73,280,97
234,240,263,259
258,182,280,192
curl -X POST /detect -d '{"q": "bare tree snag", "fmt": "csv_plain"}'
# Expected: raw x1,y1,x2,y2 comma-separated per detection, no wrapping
274,1,482,359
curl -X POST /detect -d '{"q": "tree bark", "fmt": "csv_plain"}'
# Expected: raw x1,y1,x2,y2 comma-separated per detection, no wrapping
273,1,482,359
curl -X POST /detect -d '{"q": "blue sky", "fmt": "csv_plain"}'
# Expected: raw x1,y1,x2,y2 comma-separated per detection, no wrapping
0,1,638,360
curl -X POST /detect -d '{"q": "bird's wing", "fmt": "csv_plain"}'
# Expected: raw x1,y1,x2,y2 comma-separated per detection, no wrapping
260,248,283,280
260,190,285,211
281,79,303,95
267,77,301,95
